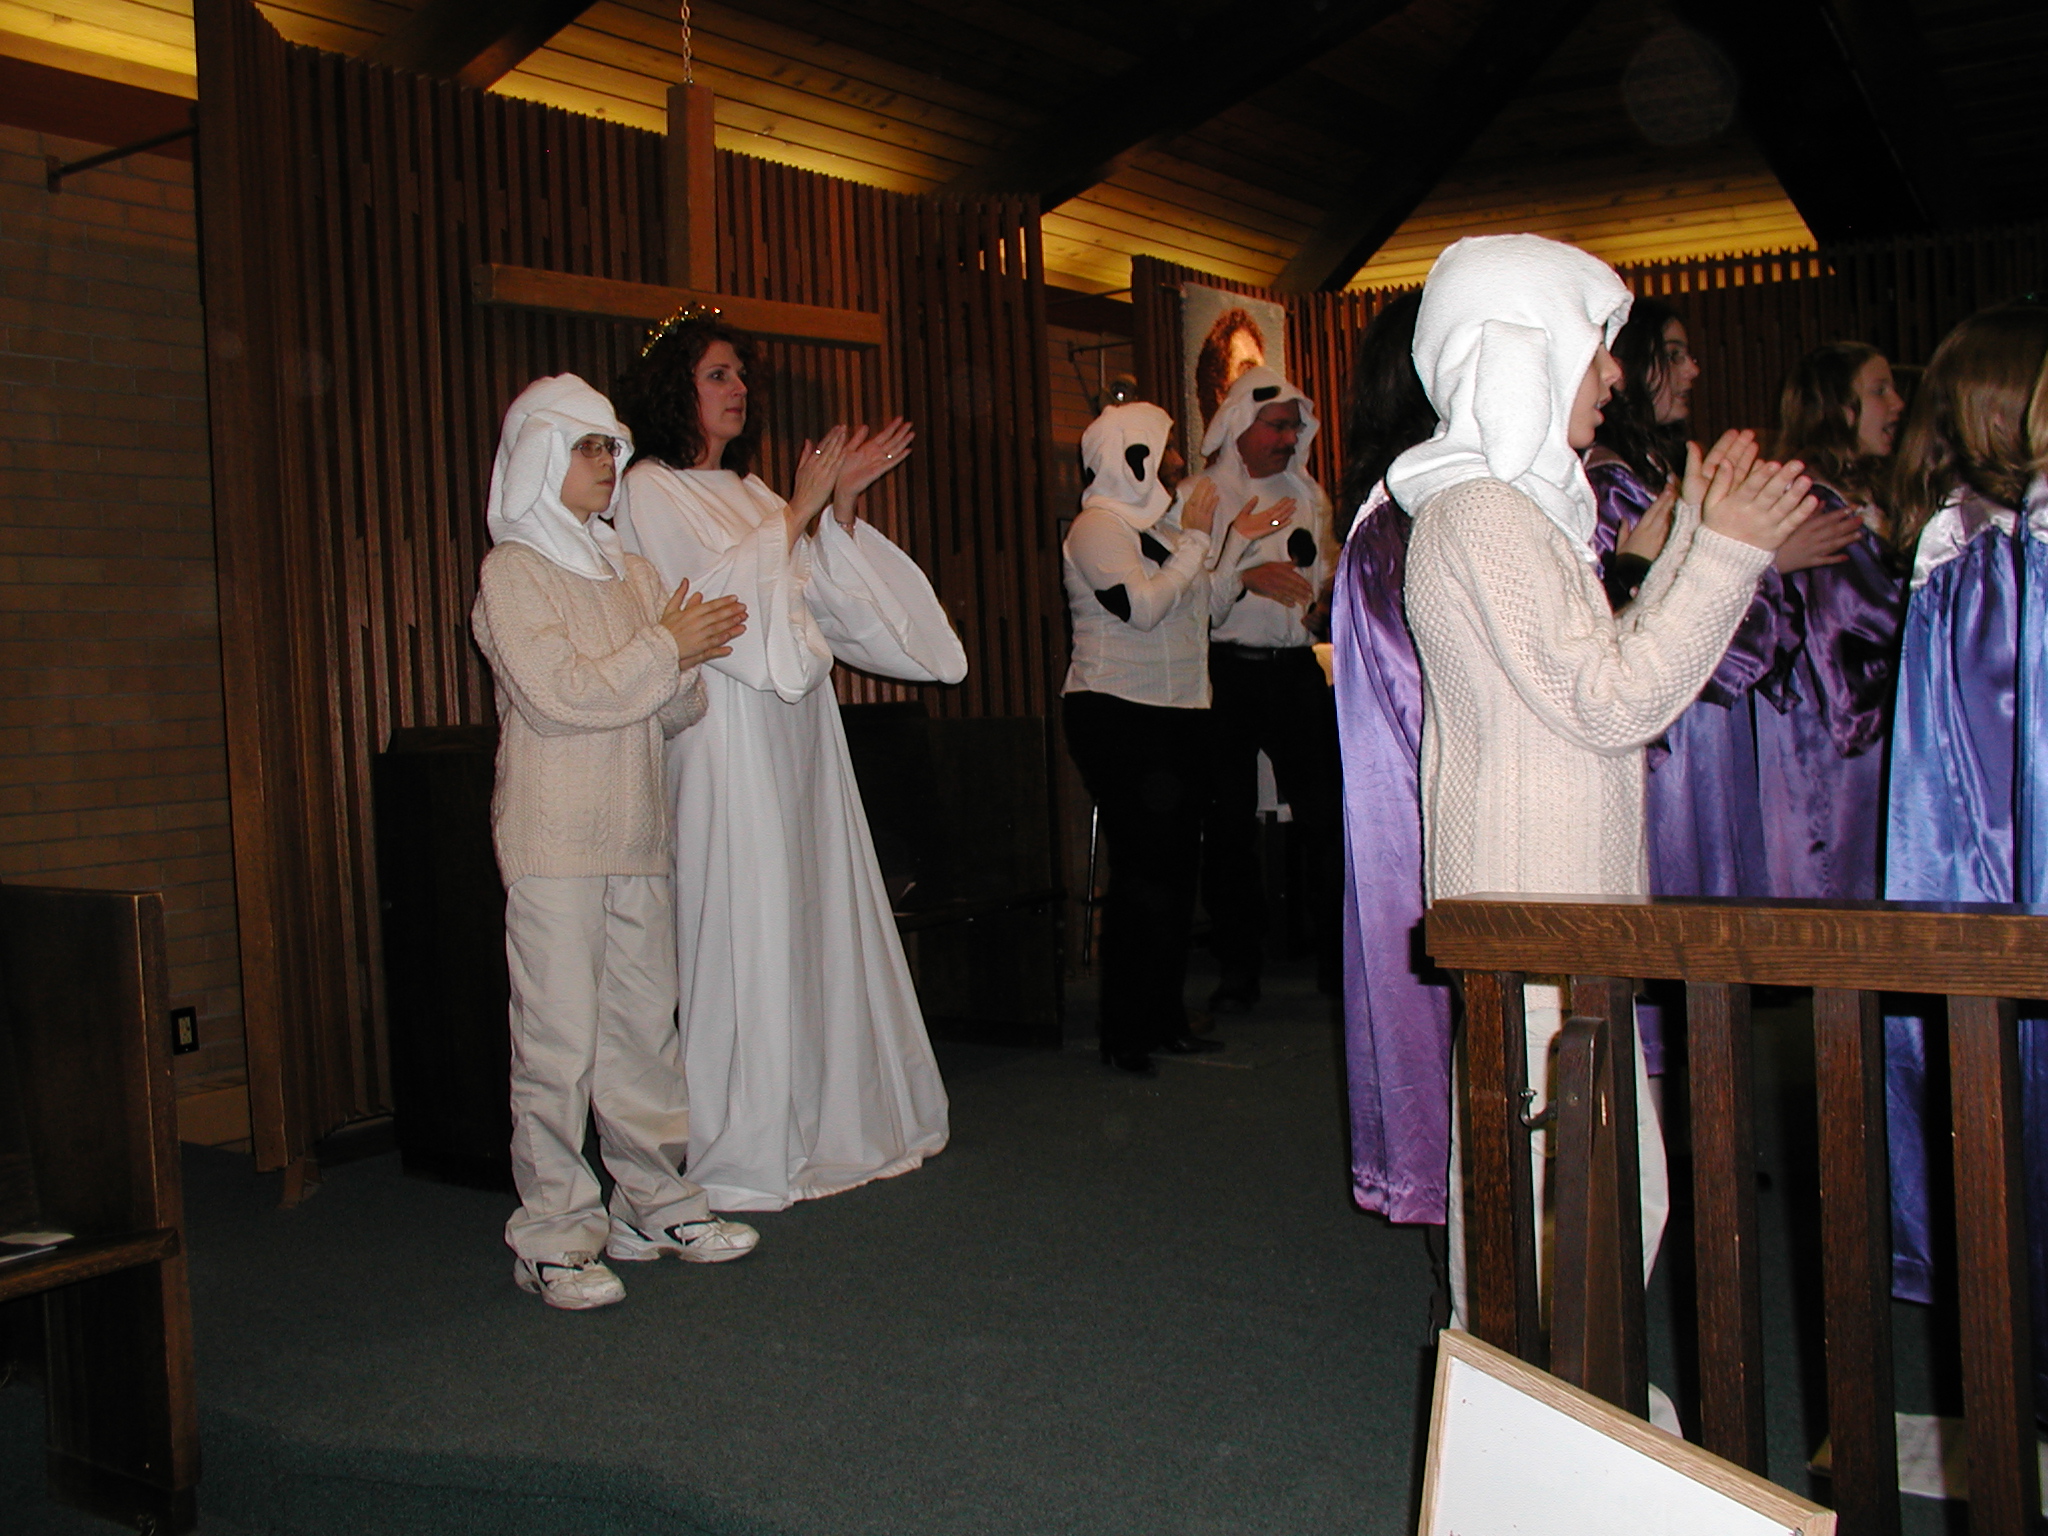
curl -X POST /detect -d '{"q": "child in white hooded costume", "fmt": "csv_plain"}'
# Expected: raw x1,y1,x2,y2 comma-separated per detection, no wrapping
1395,236,1814,1334
471,374,759,1309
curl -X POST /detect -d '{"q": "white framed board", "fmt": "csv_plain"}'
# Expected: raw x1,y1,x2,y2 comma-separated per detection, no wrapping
1419,1330,1835,1536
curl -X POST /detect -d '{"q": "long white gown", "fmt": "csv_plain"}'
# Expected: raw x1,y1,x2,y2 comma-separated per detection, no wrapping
614,463,967,1211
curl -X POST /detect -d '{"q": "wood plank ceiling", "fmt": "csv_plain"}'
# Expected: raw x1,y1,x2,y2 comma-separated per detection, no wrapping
3,0,2042,294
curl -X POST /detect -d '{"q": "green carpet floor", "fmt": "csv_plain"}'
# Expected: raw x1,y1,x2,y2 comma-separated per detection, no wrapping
0,964,1962,1534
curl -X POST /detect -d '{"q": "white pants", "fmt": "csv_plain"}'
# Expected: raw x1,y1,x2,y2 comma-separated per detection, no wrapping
1447,982,1670,1326
504,875,709,1259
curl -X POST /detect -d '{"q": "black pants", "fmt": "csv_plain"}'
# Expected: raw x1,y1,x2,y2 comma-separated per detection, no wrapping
1201,645,1343,992
1063,692,1214,1058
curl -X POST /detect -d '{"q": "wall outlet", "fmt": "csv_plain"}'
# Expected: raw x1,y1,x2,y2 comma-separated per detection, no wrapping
170,1007,198,1055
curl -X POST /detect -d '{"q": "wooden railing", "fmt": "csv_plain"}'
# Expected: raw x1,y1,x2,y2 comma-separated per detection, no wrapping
1428,894,2046,1536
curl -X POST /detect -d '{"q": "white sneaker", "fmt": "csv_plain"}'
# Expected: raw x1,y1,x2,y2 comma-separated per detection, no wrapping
606,1215,760,1264
512,1250,626,1310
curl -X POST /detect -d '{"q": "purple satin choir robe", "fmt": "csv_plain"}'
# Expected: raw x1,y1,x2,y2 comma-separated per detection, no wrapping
1754,484,1906,899
1333,486,1454,1224
1884,482,2048,1413
1589,458,1784,901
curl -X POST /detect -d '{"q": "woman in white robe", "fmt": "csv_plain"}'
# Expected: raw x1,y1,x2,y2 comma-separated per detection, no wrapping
612,314,968,1212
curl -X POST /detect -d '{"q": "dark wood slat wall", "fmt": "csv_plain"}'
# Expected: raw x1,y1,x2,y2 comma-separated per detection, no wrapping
1614,223,2048,443
1133,225,2048,515
197,0,1053,1167
892,196,1060,720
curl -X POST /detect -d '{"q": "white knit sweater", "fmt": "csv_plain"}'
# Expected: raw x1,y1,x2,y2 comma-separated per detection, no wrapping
471,543,706,883
1405,477,1773,900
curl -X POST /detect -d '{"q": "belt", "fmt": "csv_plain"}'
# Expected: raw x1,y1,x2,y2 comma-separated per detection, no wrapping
1210,641,1310,662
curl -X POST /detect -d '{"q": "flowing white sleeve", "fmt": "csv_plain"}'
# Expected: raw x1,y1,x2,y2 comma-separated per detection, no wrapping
615,470,834,704
806,514,969,683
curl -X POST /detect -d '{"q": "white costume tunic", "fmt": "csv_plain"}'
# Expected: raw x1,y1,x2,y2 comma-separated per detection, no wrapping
616,464,969,1211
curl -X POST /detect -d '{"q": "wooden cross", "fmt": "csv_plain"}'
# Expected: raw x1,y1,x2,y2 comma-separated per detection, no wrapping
471,84,885,348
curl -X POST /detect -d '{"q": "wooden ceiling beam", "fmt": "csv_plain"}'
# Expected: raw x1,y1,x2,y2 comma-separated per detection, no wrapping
1271,0,1599,294
1673,0,1982,241
942,0,1403,208
365,0,602,90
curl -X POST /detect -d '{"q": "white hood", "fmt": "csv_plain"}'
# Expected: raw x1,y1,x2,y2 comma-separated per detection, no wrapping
1388,234,1632,560
1080,402,1176,530
486,374,636,580
1197,364,1321,519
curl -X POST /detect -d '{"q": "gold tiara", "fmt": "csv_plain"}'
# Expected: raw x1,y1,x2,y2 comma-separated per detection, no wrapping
640,302,724,357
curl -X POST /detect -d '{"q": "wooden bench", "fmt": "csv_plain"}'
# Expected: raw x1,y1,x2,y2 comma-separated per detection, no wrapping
0,882,198,1532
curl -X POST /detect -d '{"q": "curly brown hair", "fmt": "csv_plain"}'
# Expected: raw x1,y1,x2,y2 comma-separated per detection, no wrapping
613,317,765,474
1195,308,1266,435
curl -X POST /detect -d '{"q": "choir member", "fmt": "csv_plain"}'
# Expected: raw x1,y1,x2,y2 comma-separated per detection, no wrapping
1328,291,1456,1224
471,375,758,1308
1756,343,1910,899
1395,234,1812,1326
1193,367,1343,1011
611,313,968,1212
1061,402,1272,1075
1882,302,2048,1411
1587,301,1861,901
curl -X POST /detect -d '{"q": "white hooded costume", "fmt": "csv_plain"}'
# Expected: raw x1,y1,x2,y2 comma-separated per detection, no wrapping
1397,233,1773,900
1191,367,1334,648
1061,401,1214,708
615,427,965,1212
1397,236,1773,1352
470,374,715,1264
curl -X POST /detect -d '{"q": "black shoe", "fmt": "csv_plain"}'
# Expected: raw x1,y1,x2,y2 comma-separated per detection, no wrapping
1159,1033,1225,1055
1105,1051,1158,1077
1207,981,1259,1015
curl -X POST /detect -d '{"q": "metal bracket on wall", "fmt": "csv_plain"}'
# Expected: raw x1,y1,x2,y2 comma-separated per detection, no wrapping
46,124,196,193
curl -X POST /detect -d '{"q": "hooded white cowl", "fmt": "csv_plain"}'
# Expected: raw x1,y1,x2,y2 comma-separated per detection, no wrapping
1195,366,1328,645
1080,402,1176,529
1198,365,1320,499
1388,234,1632,562
486,374,637,580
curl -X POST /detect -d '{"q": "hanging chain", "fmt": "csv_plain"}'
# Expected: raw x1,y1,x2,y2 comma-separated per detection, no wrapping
679,0,694,85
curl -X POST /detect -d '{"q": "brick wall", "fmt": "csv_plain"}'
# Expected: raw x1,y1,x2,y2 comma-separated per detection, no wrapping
0,123,242,1092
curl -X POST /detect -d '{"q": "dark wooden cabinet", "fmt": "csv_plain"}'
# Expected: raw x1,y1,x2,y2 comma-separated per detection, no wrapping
373,727,515,1192
841,706,1064,1049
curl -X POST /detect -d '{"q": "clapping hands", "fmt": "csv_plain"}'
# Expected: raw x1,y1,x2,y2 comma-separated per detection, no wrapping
660,577,748,670
1688,430,1817,554
833,418,915,525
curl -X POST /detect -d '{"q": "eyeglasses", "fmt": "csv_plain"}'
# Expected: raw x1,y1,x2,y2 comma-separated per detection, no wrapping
572,435,624,460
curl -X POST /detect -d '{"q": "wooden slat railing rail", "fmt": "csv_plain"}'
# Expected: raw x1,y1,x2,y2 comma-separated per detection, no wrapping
1427,893,2047,1536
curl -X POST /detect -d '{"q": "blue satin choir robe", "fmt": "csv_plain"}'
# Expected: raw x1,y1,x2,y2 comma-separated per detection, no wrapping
1884,478,2048,1413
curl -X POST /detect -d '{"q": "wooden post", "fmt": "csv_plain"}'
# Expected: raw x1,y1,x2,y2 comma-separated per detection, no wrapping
1689,981,1768,1471
1812,987,1899,1536
1459,970,1541,1361
666,83,718,290
1571,975,1647,1418
1946,995,2039,1536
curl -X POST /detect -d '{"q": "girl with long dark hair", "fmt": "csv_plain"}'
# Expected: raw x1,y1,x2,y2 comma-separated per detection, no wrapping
1754,342,1908,899
1586,301,1863,902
